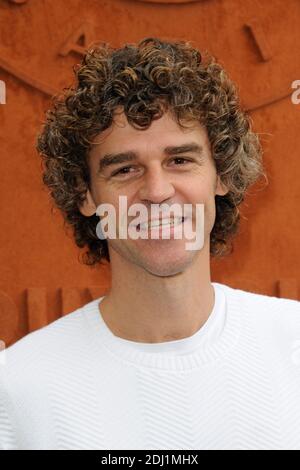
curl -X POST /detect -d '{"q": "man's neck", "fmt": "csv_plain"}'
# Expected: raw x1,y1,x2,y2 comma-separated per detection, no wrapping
99,248,215,344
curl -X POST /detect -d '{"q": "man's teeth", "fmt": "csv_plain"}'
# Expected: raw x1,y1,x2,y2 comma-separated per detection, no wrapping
139,217,183,230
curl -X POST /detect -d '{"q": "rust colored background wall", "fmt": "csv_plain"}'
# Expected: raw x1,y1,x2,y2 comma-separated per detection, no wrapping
0,0,299,347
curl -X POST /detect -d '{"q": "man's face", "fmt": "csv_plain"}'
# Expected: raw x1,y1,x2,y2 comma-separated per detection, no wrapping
80,107,228,277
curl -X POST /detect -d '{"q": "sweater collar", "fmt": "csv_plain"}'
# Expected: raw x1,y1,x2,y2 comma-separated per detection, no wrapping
83,282,241,371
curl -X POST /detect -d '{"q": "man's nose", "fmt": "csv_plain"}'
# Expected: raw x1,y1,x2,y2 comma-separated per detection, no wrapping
138,167,175,204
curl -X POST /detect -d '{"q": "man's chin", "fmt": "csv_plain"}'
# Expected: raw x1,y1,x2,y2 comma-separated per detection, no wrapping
108,238,201,275
135,250,197,278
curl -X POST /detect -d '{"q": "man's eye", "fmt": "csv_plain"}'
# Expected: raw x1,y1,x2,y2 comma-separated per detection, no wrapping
111,166,135,176
171,157,192,165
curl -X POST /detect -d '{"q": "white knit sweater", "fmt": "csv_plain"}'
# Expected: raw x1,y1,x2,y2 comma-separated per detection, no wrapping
1,282,300,450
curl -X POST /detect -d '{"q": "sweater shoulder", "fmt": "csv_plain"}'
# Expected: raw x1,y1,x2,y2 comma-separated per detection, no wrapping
218,282,300,309
0,299,96,371
217,282,300,335
0,300,98,450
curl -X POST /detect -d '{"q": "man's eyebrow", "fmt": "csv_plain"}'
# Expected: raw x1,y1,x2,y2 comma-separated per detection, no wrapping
98,152,137,172
97,142,204,172
164,143,204,156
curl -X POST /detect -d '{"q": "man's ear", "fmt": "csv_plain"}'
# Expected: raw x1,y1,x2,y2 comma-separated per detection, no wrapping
78,189,97,216
215,175,229,196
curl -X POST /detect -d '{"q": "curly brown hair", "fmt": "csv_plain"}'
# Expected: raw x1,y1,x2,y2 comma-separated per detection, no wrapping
36,37,266,267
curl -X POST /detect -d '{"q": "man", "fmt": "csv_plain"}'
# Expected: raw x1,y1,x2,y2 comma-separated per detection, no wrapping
1,37,300,450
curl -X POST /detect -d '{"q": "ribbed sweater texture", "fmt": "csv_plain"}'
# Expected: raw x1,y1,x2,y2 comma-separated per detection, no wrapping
1,282,300,450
